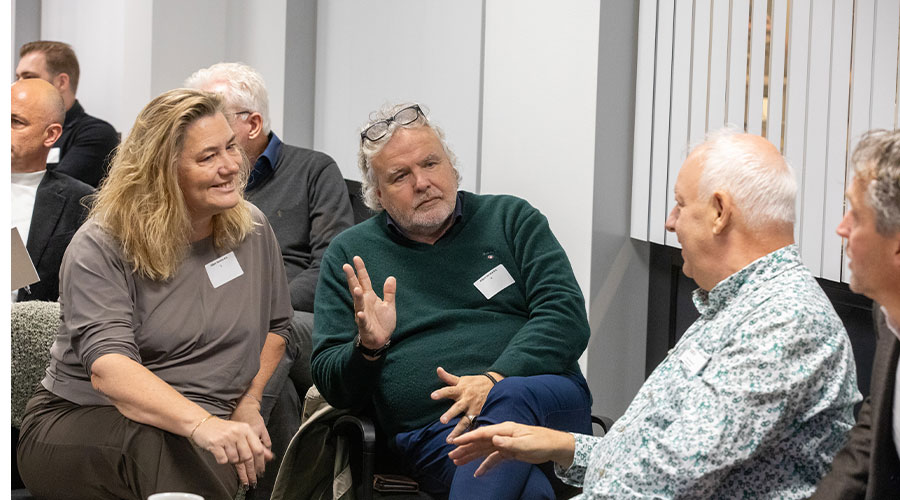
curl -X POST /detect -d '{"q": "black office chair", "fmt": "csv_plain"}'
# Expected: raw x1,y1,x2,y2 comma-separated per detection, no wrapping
334,411,612,500
345,179,376,224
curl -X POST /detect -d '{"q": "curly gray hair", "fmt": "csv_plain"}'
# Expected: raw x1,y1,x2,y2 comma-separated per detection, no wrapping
850,129,900,235
357,102,460,211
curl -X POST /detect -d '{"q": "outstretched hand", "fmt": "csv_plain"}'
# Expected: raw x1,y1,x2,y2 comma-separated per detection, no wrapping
343,256,396,352
431,367,499,442
448,422,576,477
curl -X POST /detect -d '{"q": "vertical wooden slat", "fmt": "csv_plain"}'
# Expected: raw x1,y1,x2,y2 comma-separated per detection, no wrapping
649,0,676,244
708,1,731,128
689,0,713,146
747,0,769,134
871,0,900,130
630,0,659,240
665,0,695,248
728,0,752,126
822,0,854,281
767,0,789,149
783,0,812,246
799,0,835,275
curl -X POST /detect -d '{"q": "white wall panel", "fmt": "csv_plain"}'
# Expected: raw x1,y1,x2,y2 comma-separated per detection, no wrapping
767,0,788,148
746,0,768,135
648,0,675,244
782,0,811,245
481,0,600,310
799,0,834,274
871,0,900,130
708,1,730,129
688,0,712,146
664,0,694,248
632,0,900,282
313,0,482,190
630,0,659,240
727,0,751,127
821,0,854,281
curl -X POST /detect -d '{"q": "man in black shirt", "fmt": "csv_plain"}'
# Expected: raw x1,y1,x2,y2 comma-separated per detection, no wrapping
16,41,118,187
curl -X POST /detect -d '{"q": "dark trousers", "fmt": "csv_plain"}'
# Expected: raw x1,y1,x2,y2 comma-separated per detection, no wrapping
392,372,593,500
17,387,240,500
250,310,314,500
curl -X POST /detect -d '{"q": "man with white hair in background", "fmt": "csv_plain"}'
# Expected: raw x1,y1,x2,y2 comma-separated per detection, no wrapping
186,62,354,499
812,129,900,499
450,129,860,499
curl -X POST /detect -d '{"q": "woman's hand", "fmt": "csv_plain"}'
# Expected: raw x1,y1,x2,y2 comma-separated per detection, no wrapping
190,409,273,487
228,394,272,487
448,422,576,477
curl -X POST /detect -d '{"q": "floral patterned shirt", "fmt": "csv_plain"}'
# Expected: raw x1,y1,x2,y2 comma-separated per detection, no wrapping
557,245,860,499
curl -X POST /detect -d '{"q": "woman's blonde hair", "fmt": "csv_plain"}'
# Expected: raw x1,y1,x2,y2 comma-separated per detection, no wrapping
89,88,253,281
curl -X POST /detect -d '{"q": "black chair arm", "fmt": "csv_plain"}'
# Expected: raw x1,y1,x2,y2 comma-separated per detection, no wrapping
333,414,377,500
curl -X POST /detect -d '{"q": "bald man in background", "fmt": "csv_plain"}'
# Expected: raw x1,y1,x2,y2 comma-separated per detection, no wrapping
12,78,93,302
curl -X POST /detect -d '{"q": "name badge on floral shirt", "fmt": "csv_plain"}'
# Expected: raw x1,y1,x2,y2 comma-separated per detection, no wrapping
680,346,710,377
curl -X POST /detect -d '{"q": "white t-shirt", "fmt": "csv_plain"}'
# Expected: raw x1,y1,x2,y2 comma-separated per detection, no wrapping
11,170,45,302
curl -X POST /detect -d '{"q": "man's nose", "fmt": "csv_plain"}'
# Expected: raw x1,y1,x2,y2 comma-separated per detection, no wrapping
664,207,677,232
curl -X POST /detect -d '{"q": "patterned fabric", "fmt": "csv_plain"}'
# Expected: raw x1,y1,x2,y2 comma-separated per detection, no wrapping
556,244,861,499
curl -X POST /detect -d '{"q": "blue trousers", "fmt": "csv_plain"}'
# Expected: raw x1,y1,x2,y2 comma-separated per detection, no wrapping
392,372,592,500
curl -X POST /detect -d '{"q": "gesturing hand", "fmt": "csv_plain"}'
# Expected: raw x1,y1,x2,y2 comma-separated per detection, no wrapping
448,422,576,477
431,367,498,442
229,395,272,487
343,256,396,351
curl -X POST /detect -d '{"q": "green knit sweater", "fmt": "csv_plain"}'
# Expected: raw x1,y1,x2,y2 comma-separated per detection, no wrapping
311,192,589,435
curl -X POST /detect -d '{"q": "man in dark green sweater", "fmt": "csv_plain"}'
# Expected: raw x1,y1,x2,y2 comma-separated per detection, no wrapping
312,103,592,499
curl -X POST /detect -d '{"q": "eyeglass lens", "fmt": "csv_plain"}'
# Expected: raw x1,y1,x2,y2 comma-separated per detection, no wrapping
363,106,422,142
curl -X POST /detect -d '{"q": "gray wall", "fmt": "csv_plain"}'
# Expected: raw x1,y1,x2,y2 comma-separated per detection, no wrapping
587,0,649,420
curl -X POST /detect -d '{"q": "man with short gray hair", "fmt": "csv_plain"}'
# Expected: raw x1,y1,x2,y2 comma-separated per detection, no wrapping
186,62,354,499
450,129,860,499
812,129,900,499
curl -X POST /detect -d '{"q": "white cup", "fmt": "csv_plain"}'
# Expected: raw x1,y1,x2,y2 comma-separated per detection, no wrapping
147,494,204,500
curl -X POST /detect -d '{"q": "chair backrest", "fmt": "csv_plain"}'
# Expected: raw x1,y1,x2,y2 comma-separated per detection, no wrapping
344,179,376,225
11,301,60,428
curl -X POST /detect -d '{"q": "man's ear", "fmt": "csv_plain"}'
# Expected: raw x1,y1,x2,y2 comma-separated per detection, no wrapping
890,231,900,266
53,73,69,94
710,191,733,235
43,123,63,147
247,112,264,141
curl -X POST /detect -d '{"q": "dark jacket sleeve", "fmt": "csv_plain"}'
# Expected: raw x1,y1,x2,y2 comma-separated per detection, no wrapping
809,306,887,500
55,119,119,188
289,157,354,312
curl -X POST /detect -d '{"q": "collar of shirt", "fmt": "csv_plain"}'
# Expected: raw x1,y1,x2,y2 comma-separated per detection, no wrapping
65,100,85,124
881,306,900,341
385,191,464,240
692,244,801,318
247,132,282,191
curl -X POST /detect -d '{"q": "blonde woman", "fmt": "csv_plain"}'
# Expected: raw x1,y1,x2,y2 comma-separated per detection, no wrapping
17,89,293,500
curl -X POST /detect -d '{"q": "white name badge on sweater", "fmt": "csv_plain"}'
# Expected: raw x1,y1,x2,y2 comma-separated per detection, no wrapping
474,264,515,299
46,147,60,164
205,252,243,288
680,346,710,377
